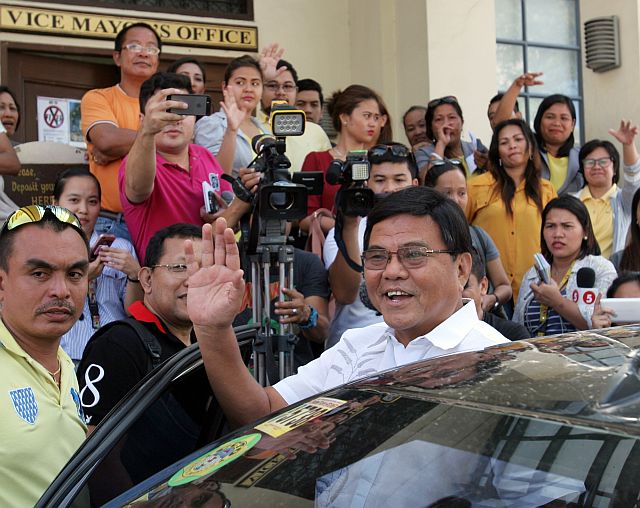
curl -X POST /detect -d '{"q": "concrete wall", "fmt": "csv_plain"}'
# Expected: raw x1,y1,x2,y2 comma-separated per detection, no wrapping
581,0,640,142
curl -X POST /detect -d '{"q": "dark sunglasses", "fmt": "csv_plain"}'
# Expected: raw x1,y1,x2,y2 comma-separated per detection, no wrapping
427,95,459,109
1,205,83,236
429,158,463,168
369,144,412,158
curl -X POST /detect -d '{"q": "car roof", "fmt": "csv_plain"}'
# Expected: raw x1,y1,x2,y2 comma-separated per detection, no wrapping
108,325,640,506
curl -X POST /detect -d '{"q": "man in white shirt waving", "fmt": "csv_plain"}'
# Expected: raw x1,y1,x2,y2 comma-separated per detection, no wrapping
185,186,507,427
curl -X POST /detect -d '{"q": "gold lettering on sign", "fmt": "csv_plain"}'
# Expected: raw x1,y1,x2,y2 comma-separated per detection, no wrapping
0,6,258,50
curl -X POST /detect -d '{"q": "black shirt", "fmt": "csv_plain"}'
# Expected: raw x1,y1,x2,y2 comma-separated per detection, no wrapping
484,312,531,341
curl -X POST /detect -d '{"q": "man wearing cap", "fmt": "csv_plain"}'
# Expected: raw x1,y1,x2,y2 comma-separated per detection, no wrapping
0,205,89,506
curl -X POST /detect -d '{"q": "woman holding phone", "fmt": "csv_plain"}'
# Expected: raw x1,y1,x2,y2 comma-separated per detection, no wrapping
54,167,142,364
513,195,616,336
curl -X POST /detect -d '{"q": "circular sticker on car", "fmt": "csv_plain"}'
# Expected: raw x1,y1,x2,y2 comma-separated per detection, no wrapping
168,433,262,486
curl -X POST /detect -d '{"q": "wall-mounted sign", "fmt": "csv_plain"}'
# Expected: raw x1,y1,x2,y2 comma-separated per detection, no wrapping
37,96,85,148
0,5,258,51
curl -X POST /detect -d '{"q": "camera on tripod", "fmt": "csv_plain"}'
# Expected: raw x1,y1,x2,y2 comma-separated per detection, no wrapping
250,101,308,222
326,150,375,217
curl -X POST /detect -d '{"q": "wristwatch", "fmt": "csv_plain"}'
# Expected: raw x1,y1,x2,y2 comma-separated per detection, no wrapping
299,305,318,330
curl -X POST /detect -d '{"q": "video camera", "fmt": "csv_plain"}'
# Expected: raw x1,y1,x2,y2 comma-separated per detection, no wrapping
326,150,375,217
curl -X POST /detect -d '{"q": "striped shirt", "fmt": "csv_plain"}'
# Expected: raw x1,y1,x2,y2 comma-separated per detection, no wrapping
523,288,576,337
60,233,137,360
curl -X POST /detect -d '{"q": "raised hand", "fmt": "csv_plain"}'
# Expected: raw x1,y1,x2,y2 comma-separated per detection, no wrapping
98,246,141,280
513,71,544,88
140,88,187,136
259,42,286,82
220,86,248,131
608,119,639,146
185,219,245,328
591,293,614,329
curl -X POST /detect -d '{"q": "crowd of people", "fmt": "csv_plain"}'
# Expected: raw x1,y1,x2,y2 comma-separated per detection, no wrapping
1,21,640,506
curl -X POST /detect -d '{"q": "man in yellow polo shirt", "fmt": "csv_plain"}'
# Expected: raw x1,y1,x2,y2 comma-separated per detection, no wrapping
0,205,89,506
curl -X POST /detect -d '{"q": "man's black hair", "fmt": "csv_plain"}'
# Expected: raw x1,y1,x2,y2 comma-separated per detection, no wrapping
488,92,520,113
297,78,324,106
114,22,162,52
145,223,202,267
276,59,298,84
367,142,418,179
364,186,472,257
468,247,486,281
0,214,88,271
139,72,193,113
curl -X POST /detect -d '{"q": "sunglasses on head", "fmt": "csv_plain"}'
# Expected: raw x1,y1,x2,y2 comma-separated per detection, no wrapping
369,144,412,159
429,158,463,168
1,205,83,236
427,96,459,109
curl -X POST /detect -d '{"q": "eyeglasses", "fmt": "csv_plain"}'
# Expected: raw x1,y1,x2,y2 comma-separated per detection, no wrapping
427,96,459,109
361,246,456,270
264,82,297,93
151,263,188,275
369,144,412,158
122,43,160,56
583,157,612,169
1,205,82,236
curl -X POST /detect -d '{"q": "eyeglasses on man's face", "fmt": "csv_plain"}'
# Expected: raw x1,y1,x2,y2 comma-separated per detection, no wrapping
264,82,297,93
361,246,456,270
122,43,160,56
151,263,188,276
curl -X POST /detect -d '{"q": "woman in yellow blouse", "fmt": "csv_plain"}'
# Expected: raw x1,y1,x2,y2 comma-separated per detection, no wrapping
467,119,556,308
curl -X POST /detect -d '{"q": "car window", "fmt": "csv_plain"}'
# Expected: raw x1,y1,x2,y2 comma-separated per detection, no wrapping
110,389,640,507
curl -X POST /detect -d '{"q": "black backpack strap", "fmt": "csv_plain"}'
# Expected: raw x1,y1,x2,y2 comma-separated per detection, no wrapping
120,317,163,369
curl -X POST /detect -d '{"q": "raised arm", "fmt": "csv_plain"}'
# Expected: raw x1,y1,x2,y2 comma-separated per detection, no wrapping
327,216,363,304
124,88,186,203
492,72,543,128
187,219,287,427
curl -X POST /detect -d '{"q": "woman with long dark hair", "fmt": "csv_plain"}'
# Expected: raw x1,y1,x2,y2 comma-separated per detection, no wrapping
611,187,640,272
513,196,617,336
467,119,556,303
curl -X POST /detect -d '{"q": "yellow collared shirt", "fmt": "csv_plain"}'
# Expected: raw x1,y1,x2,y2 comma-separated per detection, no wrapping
580,184,617,259
548,154,569,192
0,320,86,507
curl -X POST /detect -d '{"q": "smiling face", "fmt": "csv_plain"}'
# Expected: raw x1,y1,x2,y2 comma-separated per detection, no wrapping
224,65,262,113
0,225,88,343
497,123,530,170
0,92,19,137
431,104,463,147
403,108,428,148
432,168,468,211
341,99,383,146
113,26,160,81
364,214,469,344
540,102,575,148
543,207,585,264
175,62,206,95
142,237,202,328
54,175,101,237
583,146,615,190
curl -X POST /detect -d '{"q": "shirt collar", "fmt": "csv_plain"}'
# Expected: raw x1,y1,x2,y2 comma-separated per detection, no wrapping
385,299,479,350
128,300,167,334
0,318,28,358
580,183,618,201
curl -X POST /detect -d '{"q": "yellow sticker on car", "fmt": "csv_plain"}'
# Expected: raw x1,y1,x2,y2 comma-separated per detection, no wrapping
255,397,346,438
168,433,262,486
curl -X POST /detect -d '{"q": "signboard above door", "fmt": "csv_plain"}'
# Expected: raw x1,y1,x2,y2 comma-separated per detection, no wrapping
0,4,258,51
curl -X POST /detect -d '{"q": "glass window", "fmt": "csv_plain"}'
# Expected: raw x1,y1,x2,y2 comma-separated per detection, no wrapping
495,0,523,40
525,0,578,46
495,0,582,139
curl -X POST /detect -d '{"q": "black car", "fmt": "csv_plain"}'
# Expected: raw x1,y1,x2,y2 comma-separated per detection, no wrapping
39,325,640,507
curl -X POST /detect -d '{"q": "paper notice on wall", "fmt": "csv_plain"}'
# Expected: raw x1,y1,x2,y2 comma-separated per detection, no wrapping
37,96,85,148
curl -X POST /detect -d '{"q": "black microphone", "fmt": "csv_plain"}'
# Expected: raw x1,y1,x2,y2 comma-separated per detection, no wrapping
573,267,597,315
576,267,596,288
251,134,276,153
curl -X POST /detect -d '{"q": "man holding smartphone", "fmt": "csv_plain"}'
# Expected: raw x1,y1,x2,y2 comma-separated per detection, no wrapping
119,72,237,263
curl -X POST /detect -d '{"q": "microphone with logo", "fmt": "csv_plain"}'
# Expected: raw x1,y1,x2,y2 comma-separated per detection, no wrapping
571,267,597,323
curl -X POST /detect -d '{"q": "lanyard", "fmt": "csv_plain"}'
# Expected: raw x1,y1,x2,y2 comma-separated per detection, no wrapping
536,261,574,337
88,279,100,330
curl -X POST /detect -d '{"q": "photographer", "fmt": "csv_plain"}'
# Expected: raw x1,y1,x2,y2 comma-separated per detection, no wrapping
324,143,419,347
119,72,234,262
